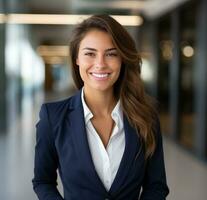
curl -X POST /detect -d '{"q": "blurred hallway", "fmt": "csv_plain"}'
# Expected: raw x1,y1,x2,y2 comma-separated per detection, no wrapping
1,0,207,199
164,139,207,200
0,92,207,200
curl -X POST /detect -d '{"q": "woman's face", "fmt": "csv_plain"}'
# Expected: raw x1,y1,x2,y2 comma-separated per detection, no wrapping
76,29,122,94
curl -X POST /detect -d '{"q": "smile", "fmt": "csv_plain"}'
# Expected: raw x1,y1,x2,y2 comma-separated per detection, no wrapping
90,73,110,78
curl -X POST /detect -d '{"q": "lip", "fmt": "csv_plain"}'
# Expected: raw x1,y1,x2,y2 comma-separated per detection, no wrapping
89,72,111,81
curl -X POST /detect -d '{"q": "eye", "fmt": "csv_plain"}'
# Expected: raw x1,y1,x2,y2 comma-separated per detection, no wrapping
84,52,95,57
106,52,118,57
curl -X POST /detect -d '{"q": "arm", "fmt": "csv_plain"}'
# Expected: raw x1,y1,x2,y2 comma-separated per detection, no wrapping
139,119,169,200
32,104,64,200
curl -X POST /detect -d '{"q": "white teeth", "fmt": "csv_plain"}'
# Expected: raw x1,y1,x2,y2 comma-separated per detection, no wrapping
92,73,109,78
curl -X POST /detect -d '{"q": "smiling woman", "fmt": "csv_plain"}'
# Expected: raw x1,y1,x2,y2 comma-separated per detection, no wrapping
32,14,169,200
76,29,122,94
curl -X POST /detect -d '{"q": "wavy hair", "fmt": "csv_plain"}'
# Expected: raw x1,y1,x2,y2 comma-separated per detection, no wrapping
69,14,157,159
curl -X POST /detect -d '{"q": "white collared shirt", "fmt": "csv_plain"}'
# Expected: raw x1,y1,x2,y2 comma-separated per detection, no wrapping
81,89,125,191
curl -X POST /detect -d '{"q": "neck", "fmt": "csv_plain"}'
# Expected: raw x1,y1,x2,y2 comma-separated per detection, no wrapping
83,88,117,117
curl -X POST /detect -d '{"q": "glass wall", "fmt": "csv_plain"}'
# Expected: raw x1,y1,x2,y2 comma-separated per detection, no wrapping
179,2,197,149
157,16,171,136
138,0,206,157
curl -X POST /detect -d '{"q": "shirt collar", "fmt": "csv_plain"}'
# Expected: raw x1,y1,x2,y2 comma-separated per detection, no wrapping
81,88,123,130
81,88,93,124
111,100,123,131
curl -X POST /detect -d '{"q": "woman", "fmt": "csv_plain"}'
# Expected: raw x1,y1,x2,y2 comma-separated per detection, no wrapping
32,14,169,200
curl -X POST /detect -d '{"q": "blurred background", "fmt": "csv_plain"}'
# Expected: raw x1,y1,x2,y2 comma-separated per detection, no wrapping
0,0,207,199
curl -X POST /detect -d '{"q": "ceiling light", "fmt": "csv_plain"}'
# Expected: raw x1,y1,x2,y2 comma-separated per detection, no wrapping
0,13,143,26
182,45,194,57
0,14,6,23
37,45,69,57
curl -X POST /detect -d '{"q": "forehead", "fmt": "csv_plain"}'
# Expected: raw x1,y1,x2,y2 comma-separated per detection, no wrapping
79,29,115,49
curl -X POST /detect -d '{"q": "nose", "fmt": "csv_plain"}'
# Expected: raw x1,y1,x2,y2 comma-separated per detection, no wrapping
95,55,106,69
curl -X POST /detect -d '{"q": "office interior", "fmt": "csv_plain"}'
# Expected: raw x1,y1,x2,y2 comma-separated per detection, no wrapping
0,0,207,199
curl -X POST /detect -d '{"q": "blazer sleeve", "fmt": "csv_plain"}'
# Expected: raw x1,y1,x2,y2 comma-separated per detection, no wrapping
139,119,169,200
32,104,64,200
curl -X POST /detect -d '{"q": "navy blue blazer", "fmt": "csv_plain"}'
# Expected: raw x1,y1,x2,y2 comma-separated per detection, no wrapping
32,90,169,200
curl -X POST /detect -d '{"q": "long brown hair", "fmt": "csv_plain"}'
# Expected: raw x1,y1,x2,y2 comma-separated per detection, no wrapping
69,14,157,159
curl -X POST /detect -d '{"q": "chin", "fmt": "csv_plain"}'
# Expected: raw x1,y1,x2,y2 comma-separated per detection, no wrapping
91,85,113,92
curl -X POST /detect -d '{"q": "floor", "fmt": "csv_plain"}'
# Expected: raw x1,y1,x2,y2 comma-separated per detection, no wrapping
0,93,207,200
164,139,207,200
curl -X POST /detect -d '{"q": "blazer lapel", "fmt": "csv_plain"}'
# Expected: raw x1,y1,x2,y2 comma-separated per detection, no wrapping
109,116,142,194
66,90,107,193
65,90,142,195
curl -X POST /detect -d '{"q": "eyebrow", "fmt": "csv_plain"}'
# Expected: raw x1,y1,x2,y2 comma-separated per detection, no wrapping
82,47,117,52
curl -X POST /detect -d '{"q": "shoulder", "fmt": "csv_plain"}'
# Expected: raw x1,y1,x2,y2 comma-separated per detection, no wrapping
151,114,164,154
39,90,81,126
43,97,71,113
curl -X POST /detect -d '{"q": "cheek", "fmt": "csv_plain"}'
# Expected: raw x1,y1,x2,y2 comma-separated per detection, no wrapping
114,62,122,81
77,57,90,70
78,56,93,66
78,67,86,79
78,64,91,83
114,61,122,75
113,57,122,69
115,68,121,81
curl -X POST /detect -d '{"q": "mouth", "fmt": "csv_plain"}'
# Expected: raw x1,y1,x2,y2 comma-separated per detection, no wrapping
90,73,110,78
